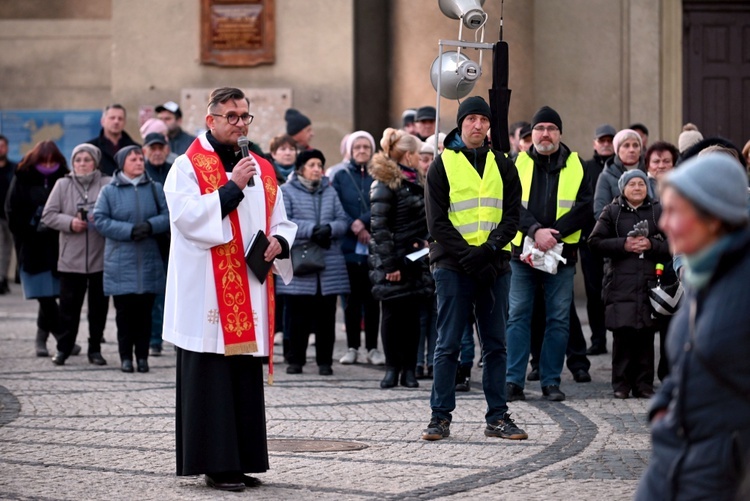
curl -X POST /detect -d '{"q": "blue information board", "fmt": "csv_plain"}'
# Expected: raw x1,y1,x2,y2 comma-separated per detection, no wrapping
0,110,101,166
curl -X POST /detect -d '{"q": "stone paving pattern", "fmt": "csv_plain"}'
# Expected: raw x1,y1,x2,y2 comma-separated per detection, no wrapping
0,286,653,500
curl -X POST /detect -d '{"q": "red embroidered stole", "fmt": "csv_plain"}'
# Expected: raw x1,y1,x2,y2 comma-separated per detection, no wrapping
186,139,278,381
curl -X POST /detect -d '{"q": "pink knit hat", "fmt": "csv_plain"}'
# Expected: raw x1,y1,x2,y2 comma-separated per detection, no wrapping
613,128,642,154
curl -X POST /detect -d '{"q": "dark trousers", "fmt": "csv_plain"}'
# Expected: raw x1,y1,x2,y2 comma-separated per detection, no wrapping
381,295,421,372
113,293,155,362
579,241,607,349
344,262,380,351
286,293,337,367
612,328,655,394
57,271,109,356
37,297,61,336
656,317,672,381
529,290,591,374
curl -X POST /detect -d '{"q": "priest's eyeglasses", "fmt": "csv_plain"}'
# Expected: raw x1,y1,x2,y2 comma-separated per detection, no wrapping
211,112,254,125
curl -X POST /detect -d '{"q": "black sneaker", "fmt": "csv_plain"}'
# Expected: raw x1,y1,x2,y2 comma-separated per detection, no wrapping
542,385,566,401
527,367,540,381
506,382,526,401
484,413,528,440
586,344,607,355
421,418,450,441
572,369,591,383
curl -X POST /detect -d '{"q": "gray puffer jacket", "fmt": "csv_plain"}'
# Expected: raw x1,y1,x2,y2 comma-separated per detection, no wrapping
93,172,170,296
276,174,350,296
41,171,111,274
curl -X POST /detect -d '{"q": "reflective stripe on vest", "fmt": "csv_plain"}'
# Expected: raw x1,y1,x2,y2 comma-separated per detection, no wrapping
513,151,584,246
443,149,510,250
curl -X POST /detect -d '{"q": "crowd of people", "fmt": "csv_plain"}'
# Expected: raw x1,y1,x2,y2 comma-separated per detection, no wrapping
1,90,749,496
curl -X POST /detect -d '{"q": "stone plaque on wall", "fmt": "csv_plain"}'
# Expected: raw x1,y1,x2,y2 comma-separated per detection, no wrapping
180,88,292,152
201,0,275,67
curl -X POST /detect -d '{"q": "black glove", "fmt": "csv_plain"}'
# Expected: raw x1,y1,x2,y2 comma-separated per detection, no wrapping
310,224,332,249
459,244,494,276
131,221,152,241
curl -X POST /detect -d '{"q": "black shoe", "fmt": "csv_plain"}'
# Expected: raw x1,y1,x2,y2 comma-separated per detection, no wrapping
380,369,398,388
286,364,302,374
542,385,566,401
586,344,607,355
506,382,526,402
205,474,245,492
415,365,425,379
421,417,450,441
634,389,655,399
426,365,433,379
121,360,134,373
35,329,49,357
70,344,82,356
613,390,629,399
51,352,67,366
455,366,471,392
88,352,107,366
485,412,529,440
0,278,9,294
527,367,540,381
150,345,162,357
400,370,419,388
573,369,592,383
238,474,262,488
318,365,333,376
136,359,149,373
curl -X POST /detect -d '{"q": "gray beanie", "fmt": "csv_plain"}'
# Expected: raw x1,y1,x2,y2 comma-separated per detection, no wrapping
71,143,102,168
114,145,142,171
618,169,650,194
663,153,749,226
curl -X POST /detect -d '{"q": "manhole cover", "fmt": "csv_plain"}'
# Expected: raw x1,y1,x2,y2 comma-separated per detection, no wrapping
268,439,368,452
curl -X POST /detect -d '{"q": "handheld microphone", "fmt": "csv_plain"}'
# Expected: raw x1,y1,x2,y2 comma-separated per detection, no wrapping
237,135,254,187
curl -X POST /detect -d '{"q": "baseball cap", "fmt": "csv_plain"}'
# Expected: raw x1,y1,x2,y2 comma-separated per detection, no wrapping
155,101,182,118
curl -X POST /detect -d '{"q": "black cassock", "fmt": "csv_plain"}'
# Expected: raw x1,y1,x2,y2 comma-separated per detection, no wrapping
176,348,269,475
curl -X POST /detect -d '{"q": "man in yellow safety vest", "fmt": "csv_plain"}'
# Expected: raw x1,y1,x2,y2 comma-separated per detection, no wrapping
421,96,527,442
504,106,594,403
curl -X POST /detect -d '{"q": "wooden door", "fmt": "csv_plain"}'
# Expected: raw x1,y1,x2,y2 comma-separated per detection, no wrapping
683,2,750,148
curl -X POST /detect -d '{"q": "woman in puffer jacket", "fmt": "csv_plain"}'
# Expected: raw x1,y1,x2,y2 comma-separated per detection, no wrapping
94,146,169,374
42,144,111,366
369,128,434,389
589,169,671,399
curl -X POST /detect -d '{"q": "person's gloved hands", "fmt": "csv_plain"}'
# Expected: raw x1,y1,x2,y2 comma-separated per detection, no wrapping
459,244,494,275
131,221,152,241
310,224,332,249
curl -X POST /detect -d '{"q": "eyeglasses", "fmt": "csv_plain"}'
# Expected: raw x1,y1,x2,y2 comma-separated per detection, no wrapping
210,113,254,126
532,125,559,133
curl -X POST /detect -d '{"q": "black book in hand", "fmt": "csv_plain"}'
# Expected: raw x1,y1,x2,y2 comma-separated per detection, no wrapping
245,230,272,284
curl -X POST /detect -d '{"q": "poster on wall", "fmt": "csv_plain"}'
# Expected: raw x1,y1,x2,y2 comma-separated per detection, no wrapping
0,110,101,165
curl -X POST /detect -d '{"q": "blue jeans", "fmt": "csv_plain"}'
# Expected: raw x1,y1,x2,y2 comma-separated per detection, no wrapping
430,267,511,424
459,321,475,367
506,260,575,388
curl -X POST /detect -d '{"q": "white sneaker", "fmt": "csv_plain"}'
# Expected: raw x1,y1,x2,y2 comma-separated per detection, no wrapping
340,347,358,364
367,348,385,366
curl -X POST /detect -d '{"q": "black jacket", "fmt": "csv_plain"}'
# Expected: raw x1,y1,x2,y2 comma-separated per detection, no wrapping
425,128,521,275
515,143,594,264
0,160,17,220
86,129,140,176
368,155,433,301
588,195,671,331
581,152,614,236
5,166,66,274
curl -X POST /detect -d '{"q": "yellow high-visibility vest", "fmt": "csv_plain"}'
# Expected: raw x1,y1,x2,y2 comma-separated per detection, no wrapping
443,149,510,250
512,151,584,246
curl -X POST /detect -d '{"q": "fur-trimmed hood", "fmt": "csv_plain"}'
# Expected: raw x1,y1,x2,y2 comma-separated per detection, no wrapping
368,153,404,190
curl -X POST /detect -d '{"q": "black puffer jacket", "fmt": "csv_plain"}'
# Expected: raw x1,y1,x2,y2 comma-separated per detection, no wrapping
588,195,671,331
368,154,434,301
5,166,66,274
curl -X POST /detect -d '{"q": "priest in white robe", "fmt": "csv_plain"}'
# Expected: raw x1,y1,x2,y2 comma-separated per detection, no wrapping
162,87,296,492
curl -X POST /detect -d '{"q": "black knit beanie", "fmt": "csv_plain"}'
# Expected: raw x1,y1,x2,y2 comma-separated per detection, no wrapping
295,149,326,170
285,108,312,136
457,96,492,129
531,106,563,134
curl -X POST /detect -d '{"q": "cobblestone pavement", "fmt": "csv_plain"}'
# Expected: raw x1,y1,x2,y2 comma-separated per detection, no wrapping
0,285,654,500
